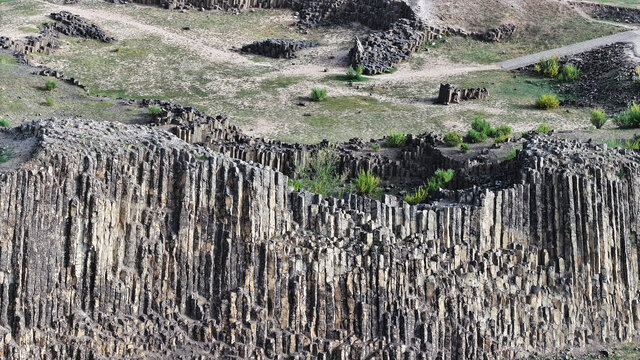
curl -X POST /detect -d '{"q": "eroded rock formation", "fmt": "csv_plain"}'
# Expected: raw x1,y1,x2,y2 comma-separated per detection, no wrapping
570,1,640,24
437,83,489,105
240,38,319,59
0,115,639,359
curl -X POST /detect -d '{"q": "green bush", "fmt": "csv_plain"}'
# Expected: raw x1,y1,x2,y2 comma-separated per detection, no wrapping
558,64,580,82
443,131,462,147
288,148,346,198
345,65,365,81
466,129,486,143
45,97,55,107
494,135,509,143
310,87,327,102
536,94,560,110
535,123,552,134
493,125,512,138
613,102,640,128
149,105,163,116
352,170,381,197
385,133,406,148
0,118,9,128
636,66,640,84
45,80,57,91
590,108,608,129
460,143,470,153
536,56,559,78
404,168,454,205
370,143,381,151
471,116,492,135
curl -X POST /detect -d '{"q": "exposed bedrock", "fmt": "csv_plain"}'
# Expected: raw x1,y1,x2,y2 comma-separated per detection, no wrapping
42,12,116,43
240,38,319,59
0,118,639,359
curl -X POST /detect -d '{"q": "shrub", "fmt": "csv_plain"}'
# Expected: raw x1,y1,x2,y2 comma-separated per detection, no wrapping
494,134,509,143
443,131,462,147
404,168,454,205
149,105,163,116
45,80,57,91
310,87,327,102
590,108,608,129
352,170,381,197
493,125,512,138
466,129,486,143
537,56,559,78
385,133,406,148
558,64,580,82
636,66,640,83
536,94,560,110
460,143,470,153
471,116,492,135
0,118,9,127
370,143,381,151
345,65,365,81
535,123,552,134
45,97,55,107
289,148,346,198
612,102,640,128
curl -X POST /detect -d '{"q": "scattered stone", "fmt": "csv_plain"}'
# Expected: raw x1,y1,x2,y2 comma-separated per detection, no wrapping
240,38,319,59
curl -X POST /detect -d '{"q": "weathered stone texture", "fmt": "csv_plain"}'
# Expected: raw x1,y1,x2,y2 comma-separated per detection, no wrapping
437,83,489,105
0,118,639,359
240,38,319,58
570,1,640,24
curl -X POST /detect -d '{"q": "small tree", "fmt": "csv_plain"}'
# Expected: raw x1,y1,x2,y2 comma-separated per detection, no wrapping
45,80,57,91
352,170,381,197
310,88,327,102
443,131,462,147
590,108,607,129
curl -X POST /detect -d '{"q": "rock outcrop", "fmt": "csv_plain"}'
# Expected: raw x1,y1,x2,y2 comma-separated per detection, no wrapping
0,117,639,359
42,12,116,42
437,83,490,105
240,38,319,59
570,1,640,24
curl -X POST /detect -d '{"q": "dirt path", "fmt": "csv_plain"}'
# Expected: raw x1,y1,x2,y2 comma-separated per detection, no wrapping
33,0,253,65
499,29,640,69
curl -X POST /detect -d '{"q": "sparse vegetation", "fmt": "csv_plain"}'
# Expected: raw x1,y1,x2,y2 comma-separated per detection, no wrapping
535,123,553,134
460,143,470,153
605,136,640,150
443,131,462,147
0,119,9,128
590,108,608,129
370,143,381,151
345,65,366,81
45,97,55,107
310,87,327,102
471,117,492,136
149,105,163,117
505,146,522,160
558,64,581,82
288,148,346,198
352,170,381,197
536,94,560,110
636,66,640,84
404,169,454,205
385,133,407,148
613,102,640,128
44,79,57,91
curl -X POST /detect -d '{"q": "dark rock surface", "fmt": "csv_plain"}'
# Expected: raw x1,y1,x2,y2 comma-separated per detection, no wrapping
1,116,639,359
42,11,115,42
240,38,319,59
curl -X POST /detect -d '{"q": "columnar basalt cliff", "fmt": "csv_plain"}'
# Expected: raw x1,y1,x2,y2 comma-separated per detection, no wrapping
0,117,638,359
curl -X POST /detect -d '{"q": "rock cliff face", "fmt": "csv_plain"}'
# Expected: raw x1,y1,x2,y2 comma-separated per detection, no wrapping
0,118,639,359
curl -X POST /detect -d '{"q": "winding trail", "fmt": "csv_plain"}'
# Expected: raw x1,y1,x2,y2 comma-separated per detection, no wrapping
499,29,640,70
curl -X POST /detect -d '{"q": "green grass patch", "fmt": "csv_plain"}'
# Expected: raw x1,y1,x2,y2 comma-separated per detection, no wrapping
261,76,303,90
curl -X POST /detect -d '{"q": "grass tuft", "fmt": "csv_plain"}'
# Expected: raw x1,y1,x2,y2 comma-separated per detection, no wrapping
536,94,559,110
310,88,327,102
352,170,381,197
